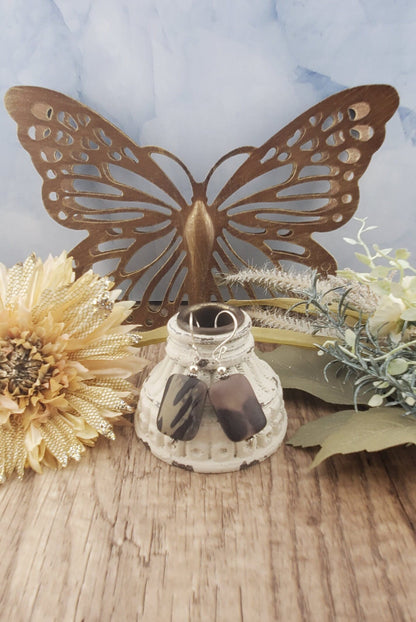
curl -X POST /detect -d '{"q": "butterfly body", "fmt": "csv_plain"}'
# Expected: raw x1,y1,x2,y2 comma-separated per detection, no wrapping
183,198,216,304
4,84,399,328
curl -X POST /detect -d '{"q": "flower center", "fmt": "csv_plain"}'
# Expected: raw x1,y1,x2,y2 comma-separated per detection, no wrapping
0,338,52,397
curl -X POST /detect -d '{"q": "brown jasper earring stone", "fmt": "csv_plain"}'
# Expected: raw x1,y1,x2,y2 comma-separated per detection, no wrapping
208,374,267,442
157,374,208,441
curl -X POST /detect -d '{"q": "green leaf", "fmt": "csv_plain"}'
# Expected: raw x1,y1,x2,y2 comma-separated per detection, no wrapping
397,259,411,269
343,237,359,245
255,345,371,405
251,327,328,348
395,248,411,260
373,380,389,389
309,407,416,467
355,252,373,266
288,411,354,447
387,357,409,376
336,268,357,280
368,394,384,407
137,326,168,346
371,265,392,278
376,247,393,255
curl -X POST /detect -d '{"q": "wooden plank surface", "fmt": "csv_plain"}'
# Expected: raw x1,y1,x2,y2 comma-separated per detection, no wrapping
0,344,415,622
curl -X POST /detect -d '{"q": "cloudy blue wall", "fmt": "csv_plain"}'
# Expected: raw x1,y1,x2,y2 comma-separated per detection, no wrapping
1,0,415,272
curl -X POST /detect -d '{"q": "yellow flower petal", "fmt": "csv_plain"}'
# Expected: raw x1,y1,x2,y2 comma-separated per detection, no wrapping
0,395,22,412
0,253,147,482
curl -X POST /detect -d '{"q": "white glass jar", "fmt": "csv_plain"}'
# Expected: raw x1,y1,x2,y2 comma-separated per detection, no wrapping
135,303,287,472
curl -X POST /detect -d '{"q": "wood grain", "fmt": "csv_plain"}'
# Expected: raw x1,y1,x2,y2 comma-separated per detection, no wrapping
0,344,415,622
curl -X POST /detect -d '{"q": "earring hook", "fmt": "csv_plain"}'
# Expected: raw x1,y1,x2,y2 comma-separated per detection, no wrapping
188,310,200,331
188,311,203,372
212,310,238,363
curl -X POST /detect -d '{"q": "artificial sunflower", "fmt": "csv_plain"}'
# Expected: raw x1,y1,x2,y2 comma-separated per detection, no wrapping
0,252,146,482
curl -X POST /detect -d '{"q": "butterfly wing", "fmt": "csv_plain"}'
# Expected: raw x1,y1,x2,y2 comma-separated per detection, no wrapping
205,84,399,288
5,85,197,328
5,84,399,326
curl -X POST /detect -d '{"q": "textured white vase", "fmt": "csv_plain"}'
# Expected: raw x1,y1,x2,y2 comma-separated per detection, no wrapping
135,304,287,472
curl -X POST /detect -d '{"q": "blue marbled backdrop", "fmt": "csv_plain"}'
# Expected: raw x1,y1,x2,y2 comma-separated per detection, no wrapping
1,0,415,271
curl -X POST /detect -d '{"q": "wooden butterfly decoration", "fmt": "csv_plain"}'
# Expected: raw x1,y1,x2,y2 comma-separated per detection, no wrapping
4,84,399,329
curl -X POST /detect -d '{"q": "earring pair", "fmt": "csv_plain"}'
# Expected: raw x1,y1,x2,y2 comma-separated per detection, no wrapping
156,309,267,442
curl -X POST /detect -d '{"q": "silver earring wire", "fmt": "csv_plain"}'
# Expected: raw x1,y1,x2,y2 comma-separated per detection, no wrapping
212,310,238,364
188,310,201,331
189,311,202,374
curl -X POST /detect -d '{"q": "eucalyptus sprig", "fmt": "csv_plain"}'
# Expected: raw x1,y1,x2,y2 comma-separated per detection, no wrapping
223,219,416,464
320,325,416,415
340,218,416,335
284,278,416,415
288,273,355,339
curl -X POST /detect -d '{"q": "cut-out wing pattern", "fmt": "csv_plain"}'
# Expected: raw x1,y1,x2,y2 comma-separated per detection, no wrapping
5,84,399,328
